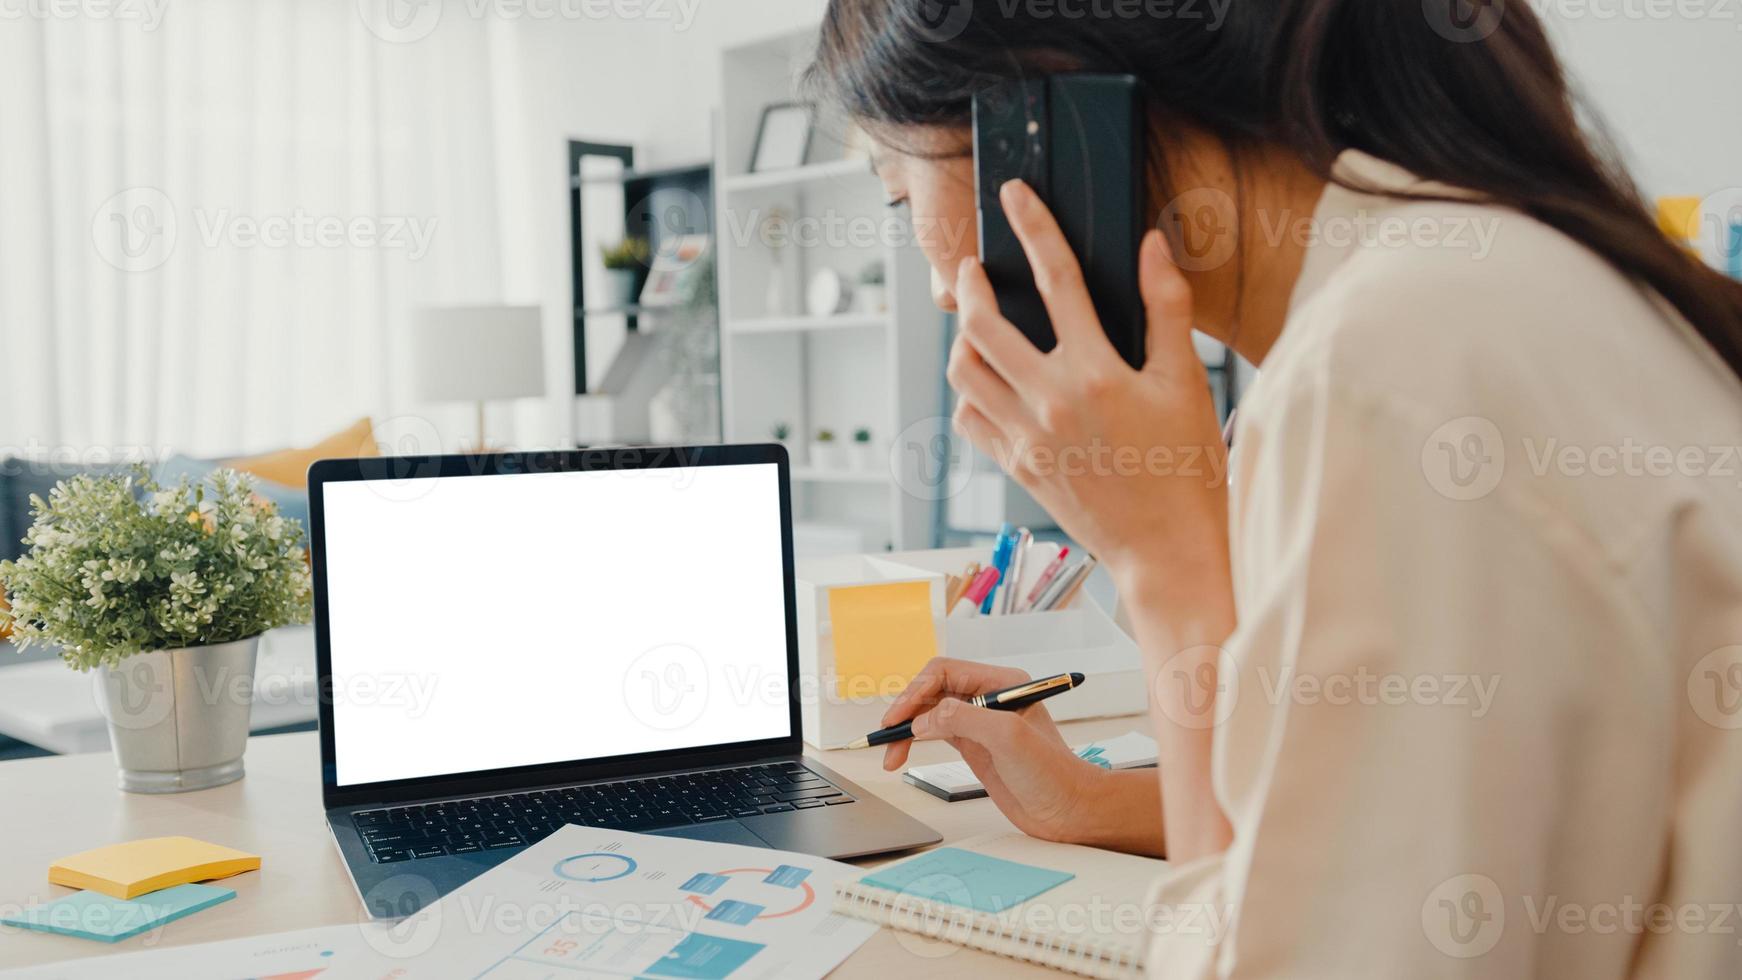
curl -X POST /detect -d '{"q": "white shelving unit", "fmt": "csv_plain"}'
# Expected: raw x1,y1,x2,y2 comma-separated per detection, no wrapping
716,26,946,556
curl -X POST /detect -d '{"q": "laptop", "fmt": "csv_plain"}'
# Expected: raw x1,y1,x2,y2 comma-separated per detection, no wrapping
307,444,940,919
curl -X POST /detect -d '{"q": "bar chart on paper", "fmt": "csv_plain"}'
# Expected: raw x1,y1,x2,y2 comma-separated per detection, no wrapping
449,828,877,979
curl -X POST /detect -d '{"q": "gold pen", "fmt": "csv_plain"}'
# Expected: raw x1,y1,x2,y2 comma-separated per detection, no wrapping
846,672,1086,749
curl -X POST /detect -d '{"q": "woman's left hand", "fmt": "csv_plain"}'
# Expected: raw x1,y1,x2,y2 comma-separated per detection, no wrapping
948,179,1230,595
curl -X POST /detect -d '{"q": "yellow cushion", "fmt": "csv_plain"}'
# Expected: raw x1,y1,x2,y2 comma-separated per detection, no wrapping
225,418,379,490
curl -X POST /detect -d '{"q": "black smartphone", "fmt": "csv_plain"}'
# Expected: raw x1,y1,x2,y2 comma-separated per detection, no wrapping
972,74,1147,368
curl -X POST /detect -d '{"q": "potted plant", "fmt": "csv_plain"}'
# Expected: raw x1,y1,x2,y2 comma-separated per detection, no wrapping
770,422,802,464
599,237,650,310
851,427,879,471
854,261,888,313
810,428,843,470
0,468,312,793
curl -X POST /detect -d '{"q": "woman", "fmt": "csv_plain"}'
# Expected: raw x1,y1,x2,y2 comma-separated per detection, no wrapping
808,2,1742,977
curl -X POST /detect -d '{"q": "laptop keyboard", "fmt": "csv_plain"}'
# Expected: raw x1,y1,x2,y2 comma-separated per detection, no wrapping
350,762,855,864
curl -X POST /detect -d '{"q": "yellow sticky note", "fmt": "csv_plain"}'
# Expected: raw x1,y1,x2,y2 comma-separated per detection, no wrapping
829,580,938,699
50,837,260,900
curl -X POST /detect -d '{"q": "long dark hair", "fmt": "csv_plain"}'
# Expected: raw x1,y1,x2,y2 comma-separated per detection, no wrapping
806,0,1742,377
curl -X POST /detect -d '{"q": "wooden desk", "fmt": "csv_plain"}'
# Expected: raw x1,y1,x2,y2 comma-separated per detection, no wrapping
0,716,1147,975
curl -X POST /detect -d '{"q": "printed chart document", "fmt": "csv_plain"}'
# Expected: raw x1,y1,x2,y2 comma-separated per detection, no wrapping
406,824,878,978
1,827,878,980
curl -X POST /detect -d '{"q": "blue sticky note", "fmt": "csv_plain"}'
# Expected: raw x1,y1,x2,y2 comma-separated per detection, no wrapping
679,872,729,895
645,932,764,979
859,847,1073,914
703,899,764,926
762,865,810,889
2,883,234,943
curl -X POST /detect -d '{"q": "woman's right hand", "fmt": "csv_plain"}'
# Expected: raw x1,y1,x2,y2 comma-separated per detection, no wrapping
880,658,1118,845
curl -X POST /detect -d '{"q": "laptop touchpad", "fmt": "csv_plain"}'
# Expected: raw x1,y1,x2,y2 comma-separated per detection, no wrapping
653,821,769,849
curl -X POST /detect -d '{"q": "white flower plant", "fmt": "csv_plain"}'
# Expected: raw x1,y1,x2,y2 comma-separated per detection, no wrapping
0,467,312,671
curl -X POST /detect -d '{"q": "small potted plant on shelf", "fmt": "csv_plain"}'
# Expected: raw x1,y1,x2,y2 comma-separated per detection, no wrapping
599,237,650,310
810,428,843,470
0,468,313,793
855,261,888,313
770,422,800,463
852,427,879,471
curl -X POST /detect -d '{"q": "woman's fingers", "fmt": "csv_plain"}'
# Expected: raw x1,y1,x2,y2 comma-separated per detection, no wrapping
999,180,1109,355
1138,229,1199,377
880,659,1035,772
946,333,1039,439
910,697,1028,746
953,256,1048,395
953,399,1010,465
881,658,1033,728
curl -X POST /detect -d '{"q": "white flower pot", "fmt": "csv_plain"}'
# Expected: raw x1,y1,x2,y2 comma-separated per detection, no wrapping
853,284,887,313
600,269,638,310
851,441,882,471
810,441,846,470
96,635,259,793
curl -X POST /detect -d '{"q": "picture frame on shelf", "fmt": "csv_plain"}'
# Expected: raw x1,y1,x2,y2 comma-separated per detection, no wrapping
638,234,711,308
749,102,812,173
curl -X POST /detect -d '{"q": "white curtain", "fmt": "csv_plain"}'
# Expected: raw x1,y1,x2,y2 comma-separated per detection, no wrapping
0,0,519,459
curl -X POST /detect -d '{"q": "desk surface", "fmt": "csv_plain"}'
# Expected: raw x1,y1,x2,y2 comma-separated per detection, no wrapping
0,716,1147,975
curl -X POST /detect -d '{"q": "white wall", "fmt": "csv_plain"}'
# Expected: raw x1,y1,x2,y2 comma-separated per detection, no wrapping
1543,9,1742,199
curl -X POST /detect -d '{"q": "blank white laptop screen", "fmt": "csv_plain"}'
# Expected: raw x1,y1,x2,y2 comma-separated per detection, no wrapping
320,462,791,787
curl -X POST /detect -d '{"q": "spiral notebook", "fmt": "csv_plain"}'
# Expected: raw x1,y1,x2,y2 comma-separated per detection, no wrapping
834,833,1166,979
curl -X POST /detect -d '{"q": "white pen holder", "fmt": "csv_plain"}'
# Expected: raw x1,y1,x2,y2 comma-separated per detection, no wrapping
795,555,945,749
795,549,1145,750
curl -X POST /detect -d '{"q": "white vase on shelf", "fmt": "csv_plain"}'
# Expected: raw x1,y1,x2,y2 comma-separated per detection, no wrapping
850,439,882,471
809,439,845,470
764,266,789,317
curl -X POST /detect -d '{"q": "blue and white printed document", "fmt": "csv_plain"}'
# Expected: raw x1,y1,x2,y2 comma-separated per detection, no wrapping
405,824,878,979
0,827,877,980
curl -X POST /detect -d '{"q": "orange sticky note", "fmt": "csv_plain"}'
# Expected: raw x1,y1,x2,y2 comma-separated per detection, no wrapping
829,580,938,699
49,837,260,900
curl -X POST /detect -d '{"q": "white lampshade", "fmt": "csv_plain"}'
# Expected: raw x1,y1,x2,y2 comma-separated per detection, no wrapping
411,305,546,404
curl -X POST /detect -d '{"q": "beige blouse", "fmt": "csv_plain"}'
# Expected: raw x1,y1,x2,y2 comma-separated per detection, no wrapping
1144,151,1742,978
